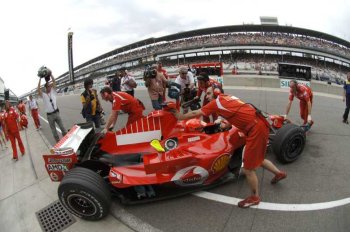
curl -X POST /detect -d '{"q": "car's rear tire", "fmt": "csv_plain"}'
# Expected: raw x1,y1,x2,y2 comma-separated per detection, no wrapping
272,123,306,163
58,167,111,221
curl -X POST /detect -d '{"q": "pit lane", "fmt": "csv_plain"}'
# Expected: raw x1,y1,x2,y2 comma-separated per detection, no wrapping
37,88,350,232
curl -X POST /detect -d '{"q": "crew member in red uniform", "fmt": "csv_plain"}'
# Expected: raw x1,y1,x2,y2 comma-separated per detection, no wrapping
17,100,26,115
194,72,222,123
17,100,27,130
173,87,287,208
285,79,313,125
3,101,25,161
157,61,169,101
20,113,28,129
100,86,145,134
28,95,41,130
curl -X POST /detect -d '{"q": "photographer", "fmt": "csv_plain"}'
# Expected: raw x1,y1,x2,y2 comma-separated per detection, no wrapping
144,65,168,110
37,68,67,142
175,66,195,113
81,78,102,128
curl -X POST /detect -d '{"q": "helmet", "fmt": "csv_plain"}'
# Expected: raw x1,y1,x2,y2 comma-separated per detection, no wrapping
185,119,206,131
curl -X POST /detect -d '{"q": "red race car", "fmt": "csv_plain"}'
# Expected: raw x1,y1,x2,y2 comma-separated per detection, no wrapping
43,102,305,221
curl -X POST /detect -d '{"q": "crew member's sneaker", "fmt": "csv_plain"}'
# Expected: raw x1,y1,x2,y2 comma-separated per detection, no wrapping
12,158,18,162
343,119,349,124
238,195,261,208
271,171,287,184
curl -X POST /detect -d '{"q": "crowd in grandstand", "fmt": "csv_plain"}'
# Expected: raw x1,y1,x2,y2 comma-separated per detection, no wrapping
73,31,350,78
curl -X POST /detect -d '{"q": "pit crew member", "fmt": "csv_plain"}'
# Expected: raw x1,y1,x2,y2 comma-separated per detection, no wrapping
194,72,222,123
172,87,287,208
285,79,313,125
100,87,145,134
3,100,25,161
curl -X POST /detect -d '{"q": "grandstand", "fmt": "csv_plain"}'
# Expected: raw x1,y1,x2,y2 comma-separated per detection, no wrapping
23,24,350,98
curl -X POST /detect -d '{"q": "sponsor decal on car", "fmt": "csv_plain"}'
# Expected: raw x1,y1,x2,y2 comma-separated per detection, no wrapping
48,158,73,163
187,136,200,142
211,154,230,174
50,172,59,181
172,166,209,186
47,164,69,171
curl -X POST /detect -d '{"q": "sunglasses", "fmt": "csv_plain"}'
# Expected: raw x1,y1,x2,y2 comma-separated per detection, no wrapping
181,72,187,75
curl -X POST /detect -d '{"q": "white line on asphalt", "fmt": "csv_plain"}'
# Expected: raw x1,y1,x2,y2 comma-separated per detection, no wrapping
193,191,350,211
38,115,62,133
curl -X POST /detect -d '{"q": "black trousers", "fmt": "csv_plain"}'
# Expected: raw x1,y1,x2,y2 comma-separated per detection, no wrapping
343,94,350,121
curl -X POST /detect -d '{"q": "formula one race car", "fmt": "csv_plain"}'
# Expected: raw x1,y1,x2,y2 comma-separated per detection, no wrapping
43,102,306,221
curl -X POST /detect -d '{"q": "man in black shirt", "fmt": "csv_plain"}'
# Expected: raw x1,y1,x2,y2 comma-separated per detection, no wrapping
111,70,121,92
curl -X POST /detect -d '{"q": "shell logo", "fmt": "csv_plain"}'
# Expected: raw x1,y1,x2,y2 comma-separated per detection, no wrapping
211,154,230,174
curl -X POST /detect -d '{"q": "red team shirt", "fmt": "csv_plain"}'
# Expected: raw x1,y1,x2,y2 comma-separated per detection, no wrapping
289,84,312,102
3,107,19,133
201,95,269,169
112,92,144,125
201,95,256,132
17,103,26,114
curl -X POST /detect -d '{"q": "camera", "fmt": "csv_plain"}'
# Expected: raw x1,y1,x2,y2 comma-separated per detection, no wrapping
143,65,157,80
37,66,51,82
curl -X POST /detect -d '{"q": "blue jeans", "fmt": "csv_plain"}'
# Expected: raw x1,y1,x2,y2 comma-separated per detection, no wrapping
151,95,164,110
343,94,350,121
86,114,101,128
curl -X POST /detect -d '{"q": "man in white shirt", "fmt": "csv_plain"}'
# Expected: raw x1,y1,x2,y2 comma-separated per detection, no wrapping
175,66,195,113
37,70,67,142
120,67,136,97
27,94,41,130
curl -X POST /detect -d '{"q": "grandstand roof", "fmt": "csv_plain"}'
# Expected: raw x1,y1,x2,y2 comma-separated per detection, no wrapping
58,24,350,79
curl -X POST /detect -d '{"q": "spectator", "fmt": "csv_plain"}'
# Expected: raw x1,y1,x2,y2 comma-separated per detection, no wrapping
195,72,222,123
342,72,350,124
175,66,195,113
285,80,313,126
144,65,168,110
81,78,101,128
111,70,122,92
27,95,41,130
3,100,25,161
157,61,169,101
172,86,286,208
37,70,67,142
120,67,137,97
100,87,144,134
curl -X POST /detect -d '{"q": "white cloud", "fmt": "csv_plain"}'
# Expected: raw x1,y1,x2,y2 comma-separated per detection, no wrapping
0,0,349,96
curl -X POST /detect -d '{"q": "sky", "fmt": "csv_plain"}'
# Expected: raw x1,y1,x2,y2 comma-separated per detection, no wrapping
0,0,349,96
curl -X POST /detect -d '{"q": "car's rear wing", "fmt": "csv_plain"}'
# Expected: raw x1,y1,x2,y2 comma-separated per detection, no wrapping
43,123,94,181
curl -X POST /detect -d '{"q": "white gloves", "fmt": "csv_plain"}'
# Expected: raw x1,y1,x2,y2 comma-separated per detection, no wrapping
307,115,312,123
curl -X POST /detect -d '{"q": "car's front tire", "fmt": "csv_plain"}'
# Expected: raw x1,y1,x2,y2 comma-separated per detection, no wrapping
272,123,306,163
58,167,111,221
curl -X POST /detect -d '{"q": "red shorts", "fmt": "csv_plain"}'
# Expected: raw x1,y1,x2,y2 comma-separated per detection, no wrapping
242,118,269,170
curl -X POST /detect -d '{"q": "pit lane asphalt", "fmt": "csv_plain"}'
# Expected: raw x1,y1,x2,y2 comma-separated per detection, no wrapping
37,88,350,232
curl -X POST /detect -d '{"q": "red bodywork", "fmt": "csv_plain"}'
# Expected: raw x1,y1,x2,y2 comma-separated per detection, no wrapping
43,105,246,190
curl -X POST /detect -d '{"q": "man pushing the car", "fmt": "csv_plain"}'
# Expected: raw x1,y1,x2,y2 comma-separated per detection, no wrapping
172,86,287,208
285,79,313,126
100,86,145,134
